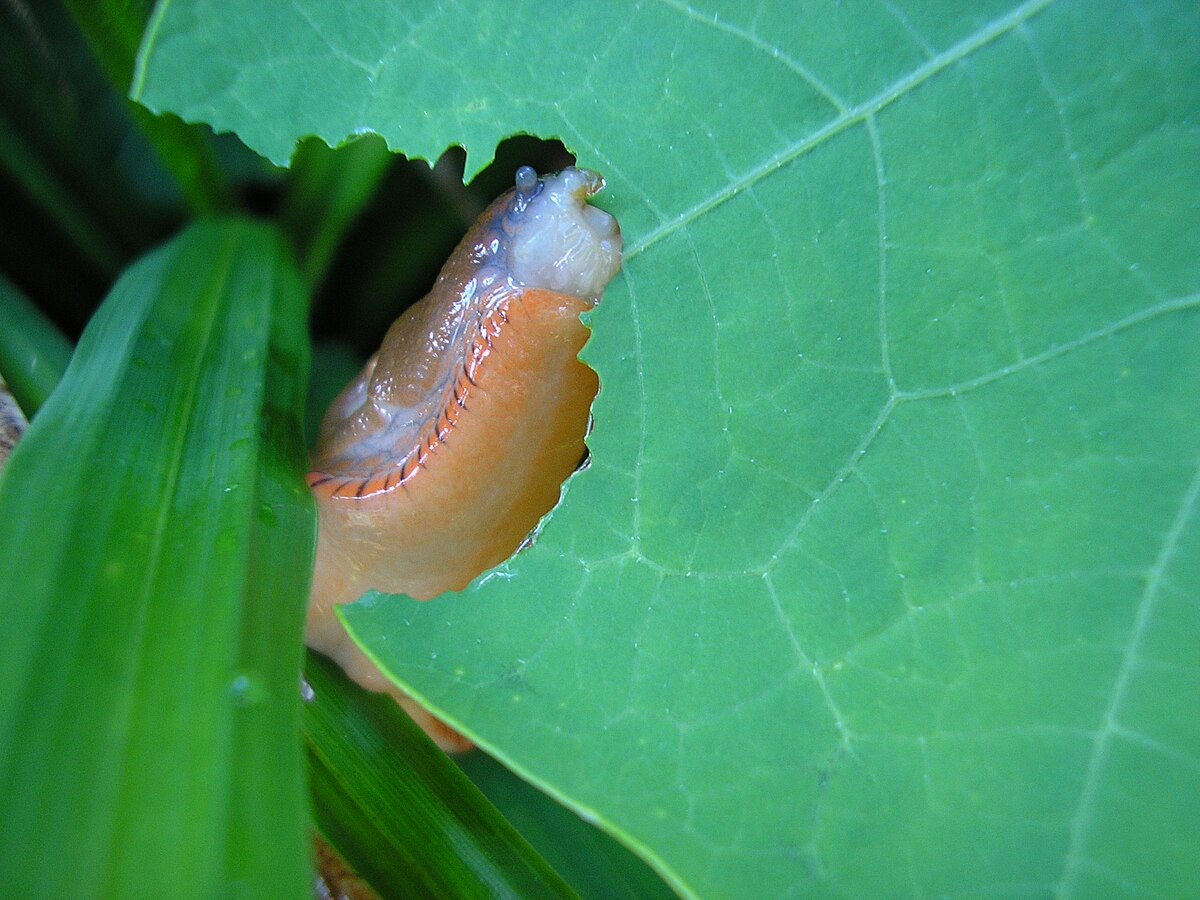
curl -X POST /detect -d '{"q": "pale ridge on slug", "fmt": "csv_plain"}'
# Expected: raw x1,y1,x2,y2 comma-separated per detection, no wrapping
305,167,621,745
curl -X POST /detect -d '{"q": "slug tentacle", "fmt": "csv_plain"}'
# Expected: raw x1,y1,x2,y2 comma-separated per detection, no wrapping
306,168,621,739
514,164,538,196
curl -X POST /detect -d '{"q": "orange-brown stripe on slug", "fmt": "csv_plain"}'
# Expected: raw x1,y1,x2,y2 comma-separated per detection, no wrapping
308,288,598,604
305,167,621,745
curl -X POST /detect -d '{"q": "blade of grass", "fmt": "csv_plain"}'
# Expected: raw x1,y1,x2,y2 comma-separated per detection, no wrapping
63,0,236,214
457,752,677,900
0,110,124,275
280,135,393,289
0,219,314,897
0,1,174,263
0,272,73,415
304,651,579,899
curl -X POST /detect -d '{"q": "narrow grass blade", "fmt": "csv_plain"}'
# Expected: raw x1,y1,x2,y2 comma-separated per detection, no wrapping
0,219,315,897
280,135,392,289
0,272,73,415
458,752,676,900
305,651,578,899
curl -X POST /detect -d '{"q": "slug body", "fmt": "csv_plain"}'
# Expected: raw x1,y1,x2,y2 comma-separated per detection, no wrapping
306,167,621,715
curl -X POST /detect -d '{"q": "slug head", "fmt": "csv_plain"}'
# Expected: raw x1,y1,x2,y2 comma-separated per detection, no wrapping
505,166,622,304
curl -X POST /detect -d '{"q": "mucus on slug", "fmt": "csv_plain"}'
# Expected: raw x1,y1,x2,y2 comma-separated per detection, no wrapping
305,166,622,747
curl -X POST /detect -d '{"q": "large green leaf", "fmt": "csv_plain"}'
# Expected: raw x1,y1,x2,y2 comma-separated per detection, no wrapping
0,219,314,896
136,2,1200,896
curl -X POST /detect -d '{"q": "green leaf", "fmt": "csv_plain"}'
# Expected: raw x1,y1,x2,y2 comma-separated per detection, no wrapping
304,651,577,899
0,112,125,276
0,1,171,271
0,273,73,415
457,751,675,900
137,2,1200,896
63,0,237,214
0,219,315,897
279,134,392,288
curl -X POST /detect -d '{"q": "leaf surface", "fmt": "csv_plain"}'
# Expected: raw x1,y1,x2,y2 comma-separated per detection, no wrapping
0,220,314,897
138,2,1200,895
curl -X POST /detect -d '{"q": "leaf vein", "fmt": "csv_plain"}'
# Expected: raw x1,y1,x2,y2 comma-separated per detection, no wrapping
1055,459,1200,897
650,0,849,112
624,0,1059,261
897,292,1200,401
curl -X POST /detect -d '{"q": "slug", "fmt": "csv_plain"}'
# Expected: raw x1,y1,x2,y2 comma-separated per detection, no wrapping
305,167,622,744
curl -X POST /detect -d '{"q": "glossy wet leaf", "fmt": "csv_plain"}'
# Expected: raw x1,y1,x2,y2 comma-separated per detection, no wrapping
304,651,576,899
0,220,314,896
138,2,1200,896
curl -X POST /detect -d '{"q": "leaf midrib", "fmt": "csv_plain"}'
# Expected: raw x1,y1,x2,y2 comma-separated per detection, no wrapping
625,0,1059,261
103,228,240,887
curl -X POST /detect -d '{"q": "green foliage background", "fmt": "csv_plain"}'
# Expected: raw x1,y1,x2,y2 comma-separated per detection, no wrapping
2,1,1198,897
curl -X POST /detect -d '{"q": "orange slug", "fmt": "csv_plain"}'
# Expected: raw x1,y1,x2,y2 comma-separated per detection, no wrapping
305,167,622,742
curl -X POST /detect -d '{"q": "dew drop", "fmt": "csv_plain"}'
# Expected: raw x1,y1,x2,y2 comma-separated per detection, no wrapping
230,673,268,707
